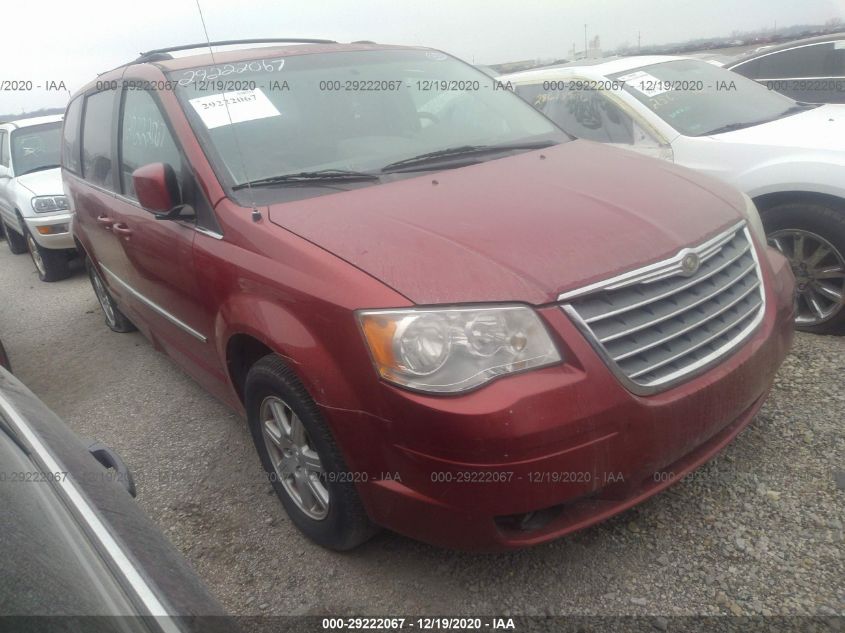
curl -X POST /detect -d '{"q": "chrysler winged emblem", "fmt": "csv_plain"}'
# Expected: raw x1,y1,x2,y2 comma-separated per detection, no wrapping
680,252,701,276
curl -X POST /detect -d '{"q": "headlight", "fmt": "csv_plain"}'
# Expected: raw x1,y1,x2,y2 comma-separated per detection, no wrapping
740,193,766,244
357,305,562,393
31,195,70,213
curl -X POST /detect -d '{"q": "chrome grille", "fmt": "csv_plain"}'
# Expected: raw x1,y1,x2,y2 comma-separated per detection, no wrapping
559,222,765,394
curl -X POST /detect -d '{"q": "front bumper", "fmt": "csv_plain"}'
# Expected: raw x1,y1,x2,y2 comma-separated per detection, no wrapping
325,247,795,550
23,212,75,250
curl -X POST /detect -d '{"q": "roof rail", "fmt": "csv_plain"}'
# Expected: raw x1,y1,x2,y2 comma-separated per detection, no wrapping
135,38,337,63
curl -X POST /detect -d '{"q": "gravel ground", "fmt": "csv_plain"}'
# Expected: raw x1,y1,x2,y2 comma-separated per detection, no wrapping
0,242,842,619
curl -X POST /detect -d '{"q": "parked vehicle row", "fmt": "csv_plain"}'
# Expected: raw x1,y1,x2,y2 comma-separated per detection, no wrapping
5,39,842,332
11,34,844,553
48,39,797,551
502,55,845,332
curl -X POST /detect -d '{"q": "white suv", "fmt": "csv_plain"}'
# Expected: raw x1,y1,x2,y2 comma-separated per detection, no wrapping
0,114,76,281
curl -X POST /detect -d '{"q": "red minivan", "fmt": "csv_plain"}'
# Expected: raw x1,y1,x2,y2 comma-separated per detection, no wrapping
64,40,795,550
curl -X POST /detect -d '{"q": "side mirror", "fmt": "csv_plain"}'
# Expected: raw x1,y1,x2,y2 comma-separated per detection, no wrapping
132,163,180,214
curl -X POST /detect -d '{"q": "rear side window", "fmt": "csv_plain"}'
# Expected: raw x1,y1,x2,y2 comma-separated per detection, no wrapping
62,97,83,174
81,91,116,189
756,44,834,79
119,90,183,199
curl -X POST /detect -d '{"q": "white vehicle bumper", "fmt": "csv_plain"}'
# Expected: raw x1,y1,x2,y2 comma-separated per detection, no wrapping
23,212,76,250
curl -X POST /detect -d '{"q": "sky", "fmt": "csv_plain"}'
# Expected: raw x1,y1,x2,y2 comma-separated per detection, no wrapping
0,0,842,113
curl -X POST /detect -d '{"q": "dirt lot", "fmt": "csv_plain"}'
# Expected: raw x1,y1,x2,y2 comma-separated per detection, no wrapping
0,244,842,618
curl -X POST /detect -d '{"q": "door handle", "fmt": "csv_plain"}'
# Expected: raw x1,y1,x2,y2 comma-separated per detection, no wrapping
112,223,133,237
96,215,114,229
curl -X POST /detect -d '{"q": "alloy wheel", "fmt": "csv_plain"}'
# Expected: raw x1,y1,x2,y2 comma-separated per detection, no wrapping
260,395,329,520
768,229,845,326
26,233,46,277
90,268,117,327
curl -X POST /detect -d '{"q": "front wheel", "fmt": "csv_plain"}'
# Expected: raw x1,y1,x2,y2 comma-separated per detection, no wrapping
26,232,71,282
763,202,845,334
245,355,377,550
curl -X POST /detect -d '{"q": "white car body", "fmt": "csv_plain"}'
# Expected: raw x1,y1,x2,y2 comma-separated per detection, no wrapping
0,114,74,250
501,56,845,204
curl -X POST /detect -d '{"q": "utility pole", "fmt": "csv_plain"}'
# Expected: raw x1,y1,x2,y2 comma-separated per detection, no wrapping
638,30,641,52
584,24,588,58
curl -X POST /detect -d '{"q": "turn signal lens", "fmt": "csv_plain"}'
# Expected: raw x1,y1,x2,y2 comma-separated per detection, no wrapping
360,314,398,370
740,193,767,245
35,224,68,235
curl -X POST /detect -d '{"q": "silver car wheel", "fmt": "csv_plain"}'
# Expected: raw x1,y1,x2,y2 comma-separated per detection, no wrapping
260,395,329,520
769,229,845,326
91,267,117,327
26,233,46,277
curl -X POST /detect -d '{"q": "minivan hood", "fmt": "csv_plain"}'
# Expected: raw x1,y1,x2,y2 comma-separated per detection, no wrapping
268,141,745,305
711,104,845,152
15,167,63,196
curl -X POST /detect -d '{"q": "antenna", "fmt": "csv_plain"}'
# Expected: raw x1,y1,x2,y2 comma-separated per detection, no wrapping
193,0,263,221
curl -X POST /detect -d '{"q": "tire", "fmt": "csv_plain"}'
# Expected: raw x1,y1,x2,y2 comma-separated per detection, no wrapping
763,201,845,334
3,219,28,255
245,354,377,550
85,257,136,333
26,231,71,282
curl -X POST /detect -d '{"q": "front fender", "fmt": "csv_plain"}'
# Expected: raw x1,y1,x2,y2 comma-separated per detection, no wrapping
14,182,41,222
737,160,845,201
4,186,29,233
216,293,385,414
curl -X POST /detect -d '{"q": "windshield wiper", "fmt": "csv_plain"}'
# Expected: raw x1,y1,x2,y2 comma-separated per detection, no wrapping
18,164,60,176
781,102,821,114
698,121,765,135
381,141,557,173
232,169,380,190
700,103,821,136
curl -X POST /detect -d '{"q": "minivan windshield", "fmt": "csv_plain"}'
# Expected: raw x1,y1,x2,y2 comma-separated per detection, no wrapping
10,122,62,176
170,49,567,188
608,59,810,136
